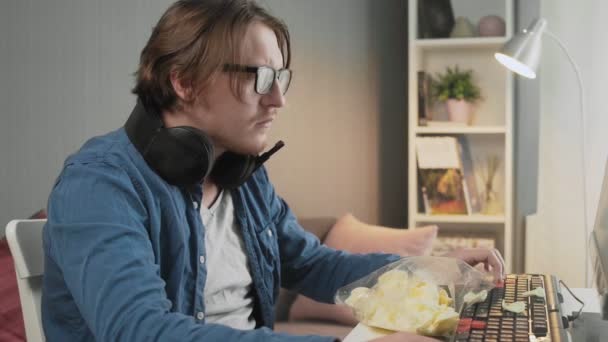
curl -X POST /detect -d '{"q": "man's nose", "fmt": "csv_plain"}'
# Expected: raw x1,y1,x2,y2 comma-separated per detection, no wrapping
263,80,287,108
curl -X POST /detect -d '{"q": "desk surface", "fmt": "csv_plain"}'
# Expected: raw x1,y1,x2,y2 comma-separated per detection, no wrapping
562,288,600,315
343,288,601,342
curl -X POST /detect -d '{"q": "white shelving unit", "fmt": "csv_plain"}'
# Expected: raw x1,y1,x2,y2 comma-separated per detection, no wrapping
407,0,514,271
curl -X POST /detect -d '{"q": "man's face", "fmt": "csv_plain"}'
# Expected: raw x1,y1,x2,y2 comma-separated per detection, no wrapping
190,21,287,156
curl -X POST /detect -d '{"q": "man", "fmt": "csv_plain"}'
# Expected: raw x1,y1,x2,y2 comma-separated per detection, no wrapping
42,1,504,341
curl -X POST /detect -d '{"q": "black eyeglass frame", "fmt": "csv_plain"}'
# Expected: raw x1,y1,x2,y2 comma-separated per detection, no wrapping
223,64,292,95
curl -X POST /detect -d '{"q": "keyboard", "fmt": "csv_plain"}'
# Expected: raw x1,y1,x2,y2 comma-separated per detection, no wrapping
453,274,568,342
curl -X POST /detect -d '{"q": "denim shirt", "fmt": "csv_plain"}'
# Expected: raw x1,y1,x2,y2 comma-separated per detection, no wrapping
42,125,399,342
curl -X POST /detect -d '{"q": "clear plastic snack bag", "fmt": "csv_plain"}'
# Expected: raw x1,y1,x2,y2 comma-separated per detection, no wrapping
334,256,496,338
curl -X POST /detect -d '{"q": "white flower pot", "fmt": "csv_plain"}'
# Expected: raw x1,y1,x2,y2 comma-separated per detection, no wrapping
446,99,473,125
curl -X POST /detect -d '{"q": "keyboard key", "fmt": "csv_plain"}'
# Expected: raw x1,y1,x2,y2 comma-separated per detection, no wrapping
462,305,476,318
533,311,545,318
487,323,500,330
455,332,469,340
471,320,486,330
456,325,470,334
475,307,489,318
458,318,472,325
532,324,548,336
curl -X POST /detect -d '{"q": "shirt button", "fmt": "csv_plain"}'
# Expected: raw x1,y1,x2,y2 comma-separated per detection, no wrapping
196,312,205,320
192,201,198,209
199,255,206,264
267,229,273,237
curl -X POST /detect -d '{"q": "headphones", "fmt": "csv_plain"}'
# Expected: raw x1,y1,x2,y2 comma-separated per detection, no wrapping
124,100,284,189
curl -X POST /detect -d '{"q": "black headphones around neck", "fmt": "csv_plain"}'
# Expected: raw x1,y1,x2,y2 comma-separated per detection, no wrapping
124,100,284,189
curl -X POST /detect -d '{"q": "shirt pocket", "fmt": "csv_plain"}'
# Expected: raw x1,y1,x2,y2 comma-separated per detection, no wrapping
256,222,280,300
256,221,278,264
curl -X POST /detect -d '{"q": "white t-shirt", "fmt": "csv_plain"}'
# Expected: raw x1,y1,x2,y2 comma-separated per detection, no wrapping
201,190,256,330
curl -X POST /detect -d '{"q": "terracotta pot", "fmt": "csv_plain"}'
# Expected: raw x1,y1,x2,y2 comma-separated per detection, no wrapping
446,99,473,124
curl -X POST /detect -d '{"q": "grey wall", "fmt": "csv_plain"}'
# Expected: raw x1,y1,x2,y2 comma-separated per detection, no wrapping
0,0,175,236
0,0,409,236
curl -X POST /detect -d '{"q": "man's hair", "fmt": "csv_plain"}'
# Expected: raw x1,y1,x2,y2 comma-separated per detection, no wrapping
132,0,291,112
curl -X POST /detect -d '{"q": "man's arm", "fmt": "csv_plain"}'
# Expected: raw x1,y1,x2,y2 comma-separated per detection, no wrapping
258,169,400,304
44,161,334,342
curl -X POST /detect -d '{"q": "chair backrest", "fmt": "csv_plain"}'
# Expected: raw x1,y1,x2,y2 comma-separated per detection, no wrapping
6,219,47,342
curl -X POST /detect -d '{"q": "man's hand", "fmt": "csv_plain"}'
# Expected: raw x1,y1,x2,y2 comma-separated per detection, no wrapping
371,331,440,341
444,247,505,281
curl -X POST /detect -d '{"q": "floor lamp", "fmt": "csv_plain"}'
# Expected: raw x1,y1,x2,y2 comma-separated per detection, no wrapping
494,18,590,285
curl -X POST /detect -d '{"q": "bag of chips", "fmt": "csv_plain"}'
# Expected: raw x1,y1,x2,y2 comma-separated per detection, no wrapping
334,256,495,337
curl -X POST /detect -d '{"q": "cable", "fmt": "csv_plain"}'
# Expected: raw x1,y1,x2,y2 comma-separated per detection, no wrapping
559,279,585,321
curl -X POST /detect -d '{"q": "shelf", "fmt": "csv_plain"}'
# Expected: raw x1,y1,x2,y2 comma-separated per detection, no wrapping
409,0,514,272
415,126,506,134
414,214,505,224
413,37,509,51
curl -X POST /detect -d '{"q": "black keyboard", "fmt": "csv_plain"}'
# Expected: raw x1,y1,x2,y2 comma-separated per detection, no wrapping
453,274,567,342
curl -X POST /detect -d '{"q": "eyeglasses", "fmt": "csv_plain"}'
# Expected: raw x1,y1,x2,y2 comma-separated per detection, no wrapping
223,64,292,95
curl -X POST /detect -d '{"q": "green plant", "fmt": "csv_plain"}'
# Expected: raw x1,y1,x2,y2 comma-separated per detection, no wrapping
432,66,481,102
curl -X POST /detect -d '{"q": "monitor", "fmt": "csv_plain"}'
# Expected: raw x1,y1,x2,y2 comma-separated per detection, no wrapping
590,158,608,319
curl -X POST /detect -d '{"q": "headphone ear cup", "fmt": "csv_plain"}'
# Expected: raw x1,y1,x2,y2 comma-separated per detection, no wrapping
145,127,214,186
210,152,258,189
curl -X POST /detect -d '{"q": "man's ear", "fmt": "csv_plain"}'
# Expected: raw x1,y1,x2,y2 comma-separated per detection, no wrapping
170,70,193,102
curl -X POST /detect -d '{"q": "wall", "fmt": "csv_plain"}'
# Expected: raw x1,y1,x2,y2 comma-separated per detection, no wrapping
512,0,540,273
0,0,409,236
263,0,408,227
527,0,608,287
0,0,174,236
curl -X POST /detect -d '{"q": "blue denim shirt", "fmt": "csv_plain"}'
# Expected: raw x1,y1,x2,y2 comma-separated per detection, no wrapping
42,126,399,342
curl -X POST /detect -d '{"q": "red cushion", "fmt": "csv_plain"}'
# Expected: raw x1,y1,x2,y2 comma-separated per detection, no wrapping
0,209,46,341
0,238,26,341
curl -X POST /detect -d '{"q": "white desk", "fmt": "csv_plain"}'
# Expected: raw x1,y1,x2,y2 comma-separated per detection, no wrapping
564,288,607,342
562,288,600,315
344,288,603,342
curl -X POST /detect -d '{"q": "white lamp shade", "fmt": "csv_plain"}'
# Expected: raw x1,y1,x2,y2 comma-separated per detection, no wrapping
495,18,547,79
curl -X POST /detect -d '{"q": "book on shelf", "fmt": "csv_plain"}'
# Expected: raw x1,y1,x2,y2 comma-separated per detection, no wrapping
424,120,467,128
417,71,433,126
457,136,482,214
416,135,483,216
416,136,468,215
431,235,496,256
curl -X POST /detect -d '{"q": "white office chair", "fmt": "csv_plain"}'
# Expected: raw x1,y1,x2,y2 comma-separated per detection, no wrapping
6,219,47,342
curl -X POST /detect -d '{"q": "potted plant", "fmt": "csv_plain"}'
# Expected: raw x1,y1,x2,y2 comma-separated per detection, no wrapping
432,66,482,124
